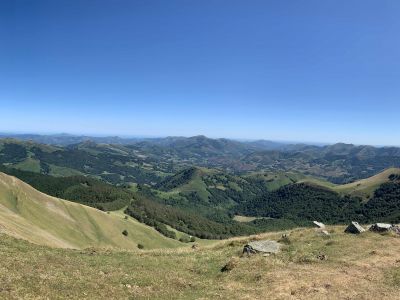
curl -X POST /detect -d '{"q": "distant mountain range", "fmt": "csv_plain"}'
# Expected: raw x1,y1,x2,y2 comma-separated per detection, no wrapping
1,134,400,184
0,132,293,149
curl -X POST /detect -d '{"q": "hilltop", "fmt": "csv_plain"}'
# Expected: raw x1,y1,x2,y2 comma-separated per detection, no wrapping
0,172,181,249
252,168,400,200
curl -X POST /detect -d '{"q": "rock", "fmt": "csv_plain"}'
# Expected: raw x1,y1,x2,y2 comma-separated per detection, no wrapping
321,230,330,236
313,221,326,229
369,223,392,232
391,226,400,235
243,240,281,255
344,221,365,234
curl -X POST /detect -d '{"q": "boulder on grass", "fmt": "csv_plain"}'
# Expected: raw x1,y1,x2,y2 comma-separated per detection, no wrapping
369,223,392,232
243,240,281,255
390,226,400,235
344,222,365,234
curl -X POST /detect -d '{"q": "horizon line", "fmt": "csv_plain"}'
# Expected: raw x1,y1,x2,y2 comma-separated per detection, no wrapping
1,131,399,148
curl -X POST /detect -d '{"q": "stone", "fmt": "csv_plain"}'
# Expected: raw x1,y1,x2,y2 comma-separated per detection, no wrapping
391,226,400,235
321,230,330,236
313,221,326,229
344,221,365,234
369,223,392,232
244,240,281,254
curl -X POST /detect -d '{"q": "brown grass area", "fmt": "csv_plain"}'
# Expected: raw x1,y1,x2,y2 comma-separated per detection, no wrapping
1,227,400,299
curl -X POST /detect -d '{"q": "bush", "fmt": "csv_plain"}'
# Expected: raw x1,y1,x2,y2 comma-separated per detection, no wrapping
179,235,191,243
189,236,196,242
122,230,128,236
137,243,144,249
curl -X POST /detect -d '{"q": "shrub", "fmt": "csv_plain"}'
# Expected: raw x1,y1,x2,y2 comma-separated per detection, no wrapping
221,258,238,272
122,230,128,236
137,243,144,249
179,235,191,243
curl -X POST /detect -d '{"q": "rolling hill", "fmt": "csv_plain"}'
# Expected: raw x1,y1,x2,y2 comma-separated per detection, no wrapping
2,136,400,186
249,168,400,200
300,167,400,200
0,172,181,249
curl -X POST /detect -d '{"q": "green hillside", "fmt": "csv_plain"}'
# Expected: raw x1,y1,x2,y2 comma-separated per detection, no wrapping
247,171,311,191
300,167,400,200
0,172,181,250
249,168,400,200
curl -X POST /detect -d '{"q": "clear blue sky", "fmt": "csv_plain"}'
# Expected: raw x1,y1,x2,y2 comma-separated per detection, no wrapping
1,1,399,145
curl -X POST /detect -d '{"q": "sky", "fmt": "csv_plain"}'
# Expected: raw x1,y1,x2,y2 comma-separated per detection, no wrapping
0,0,399,146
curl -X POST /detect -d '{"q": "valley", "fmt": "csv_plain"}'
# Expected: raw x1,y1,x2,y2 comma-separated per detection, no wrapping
1,135,400,299
1,136,400,244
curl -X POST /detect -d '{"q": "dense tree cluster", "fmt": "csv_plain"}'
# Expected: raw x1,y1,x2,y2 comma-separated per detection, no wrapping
0,143,27,163
236,184,364,223
362,182,400,223
155,167,197,191
0,165,132,210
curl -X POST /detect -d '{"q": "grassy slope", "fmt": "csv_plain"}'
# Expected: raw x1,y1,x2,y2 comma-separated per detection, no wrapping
332,167,400,199
170,167,214,199
297,168,400,200
156,167,216,203
0,172,181,250
255,168,400,200
248,171,310,191
13,157,41,172
0,227,399,299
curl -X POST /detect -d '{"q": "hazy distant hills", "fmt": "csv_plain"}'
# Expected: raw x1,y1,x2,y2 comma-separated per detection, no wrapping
0,133,292,149
0,133,144,146
1,134,400,184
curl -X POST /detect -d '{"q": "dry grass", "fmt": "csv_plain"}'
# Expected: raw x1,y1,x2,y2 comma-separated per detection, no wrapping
1,226,400,299
0,172,182,250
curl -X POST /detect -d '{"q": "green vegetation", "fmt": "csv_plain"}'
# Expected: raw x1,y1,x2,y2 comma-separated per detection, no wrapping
237,183,363,223
0,172,182,249
363,181,400,223
2,161,400,241
330,167,400,199
2,137,400,241
2,137,400,186
0,165,133,211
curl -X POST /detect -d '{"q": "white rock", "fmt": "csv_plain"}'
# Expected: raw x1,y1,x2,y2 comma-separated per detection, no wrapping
313,221,326,229
369,223,392,232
